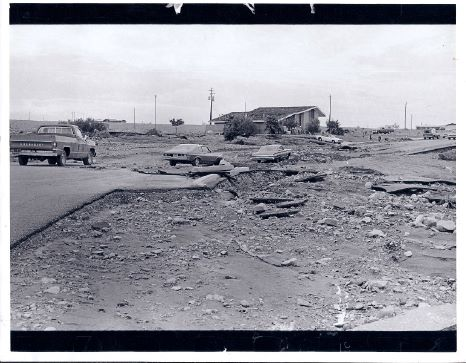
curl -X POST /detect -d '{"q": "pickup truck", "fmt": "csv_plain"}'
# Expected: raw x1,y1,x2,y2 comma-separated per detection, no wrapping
10,124,96,166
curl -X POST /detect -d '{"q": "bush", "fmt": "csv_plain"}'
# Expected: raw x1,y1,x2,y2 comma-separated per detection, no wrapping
282,117,298,130
224,116,257,141
306,119,321,134
326,120,344,135
265,116,283,135
146,128,163,136
70,118,108,135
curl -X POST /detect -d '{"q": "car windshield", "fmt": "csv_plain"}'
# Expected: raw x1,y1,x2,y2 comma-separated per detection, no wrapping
38,126,74,135
258,145,281,153
168,144,199,153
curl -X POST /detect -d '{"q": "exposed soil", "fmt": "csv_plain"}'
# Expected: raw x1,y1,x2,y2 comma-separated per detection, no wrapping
11,134,456,331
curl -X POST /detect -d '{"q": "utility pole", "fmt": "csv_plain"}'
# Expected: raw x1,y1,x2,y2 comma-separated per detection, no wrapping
29,111,30,121
133,107,136,130
404,101,407,129
410,114,413,131
329,95,332,122
208,88,215,125
244,101,247,119
154,95,157,129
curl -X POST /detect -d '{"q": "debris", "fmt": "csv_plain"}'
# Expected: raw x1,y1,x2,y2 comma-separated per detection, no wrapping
192,174,225,189
404,251,413,257
206,294,225,302
253,203,268,214
251,196,294,204
295,173,327,183
382,176,456,186
259,209,300,219
281,258,298,267
367,229,386,238
365,182,373,189
318,218,338,227
91,221,111,231
45,286,60,294
372,183,435,194
190,164,234,176
297,298,312,307
40,277,57,284
276,199,308,208
435,220,456,233
240,300,250,307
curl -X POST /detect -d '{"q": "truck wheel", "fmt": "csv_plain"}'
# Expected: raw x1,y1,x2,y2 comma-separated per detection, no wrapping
192,157,201,166
57,152,67,166
83,151,94,165
18,156,28,166
48,158,57,165
169,160,177,166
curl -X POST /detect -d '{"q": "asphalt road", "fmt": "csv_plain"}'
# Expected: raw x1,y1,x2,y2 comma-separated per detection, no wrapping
10,164,193,246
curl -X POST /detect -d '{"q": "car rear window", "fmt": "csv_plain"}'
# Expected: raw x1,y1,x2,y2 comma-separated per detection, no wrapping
38,127,74,135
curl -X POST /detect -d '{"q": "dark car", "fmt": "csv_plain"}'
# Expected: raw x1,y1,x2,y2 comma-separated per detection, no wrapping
163,144,223,166
251,144,292,162
10,125,96,166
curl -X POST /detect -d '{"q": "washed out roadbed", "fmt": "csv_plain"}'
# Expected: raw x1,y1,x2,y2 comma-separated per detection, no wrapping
11,166,456,331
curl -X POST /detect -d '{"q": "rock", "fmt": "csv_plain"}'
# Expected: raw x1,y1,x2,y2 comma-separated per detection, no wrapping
91,221,111,231
366,280,389,290
191,254,200,260
91,230,103,238
240,300,250,307
171,286,182,291
355,206,366,217
78,287,90,293
318,218,338,227
206,294,225,302
163,277,177,287
297,298,312,307
40,277,56,284
404,251,413,257
422,216,438,227
281,258,298,267
361,217,372,224
220,250,228,256
253,203,267,214
435,220,455,232
365,182,373,189
172,217,189,225
404,204,414,210
377,305,396,319
367,229,386,238
92,250,105,256
45,286,60,294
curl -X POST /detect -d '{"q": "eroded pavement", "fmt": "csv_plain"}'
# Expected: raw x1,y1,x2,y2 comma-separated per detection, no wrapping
11,159,456,331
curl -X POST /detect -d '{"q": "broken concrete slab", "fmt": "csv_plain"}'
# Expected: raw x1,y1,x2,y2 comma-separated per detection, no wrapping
191,174,225,189
353,303,456,331
157,168,189,176
229,167,250,177
259,209,301,219
189,164,234,176
382,176,456,186
372,183,436,194
251,196,294,204
276,199,308,208
295,173,327,183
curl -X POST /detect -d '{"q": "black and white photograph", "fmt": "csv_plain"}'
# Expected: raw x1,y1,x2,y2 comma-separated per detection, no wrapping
1,1,463,358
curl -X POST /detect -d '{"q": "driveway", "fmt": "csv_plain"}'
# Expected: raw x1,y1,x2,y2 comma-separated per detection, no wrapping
10,164,193,246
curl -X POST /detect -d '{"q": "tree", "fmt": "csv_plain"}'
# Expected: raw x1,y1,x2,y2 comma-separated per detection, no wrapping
224,115,257,141
264,116,283,135
326,120,344,135
306,119,321,134
169,118,184,134
282,117,297,132
69,117,108,135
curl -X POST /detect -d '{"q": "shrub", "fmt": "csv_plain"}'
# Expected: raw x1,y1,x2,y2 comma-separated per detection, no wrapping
326,120,344,135
282,117,298,130
169,118,184,134
224,116,257,141
265,116,283,135
306,119,321,134
70,118,108,136
146,128,163,136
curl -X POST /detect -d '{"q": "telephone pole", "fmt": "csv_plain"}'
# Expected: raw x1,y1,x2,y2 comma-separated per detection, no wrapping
329,95,332,122
404,101,407,129
410,114,413,131
133,107,136,130
154,94,157,129
208,88,215,125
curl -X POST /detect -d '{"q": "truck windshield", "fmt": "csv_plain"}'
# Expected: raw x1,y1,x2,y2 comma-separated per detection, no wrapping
38,127,74,135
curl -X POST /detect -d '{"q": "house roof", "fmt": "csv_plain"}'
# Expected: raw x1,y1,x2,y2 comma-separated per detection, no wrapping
212,106,325,124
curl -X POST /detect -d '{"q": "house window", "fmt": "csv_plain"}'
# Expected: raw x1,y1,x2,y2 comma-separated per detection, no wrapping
299,113,303,126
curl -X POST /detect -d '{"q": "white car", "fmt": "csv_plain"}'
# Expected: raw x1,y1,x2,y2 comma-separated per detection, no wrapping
316,134,342,144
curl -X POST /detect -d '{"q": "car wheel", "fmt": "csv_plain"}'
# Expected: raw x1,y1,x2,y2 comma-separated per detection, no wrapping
18,156,28,166
332,140,335,143
169,160,177,166
214,158,222,165
47,157,57,165
83,151,94,165
57,152,67,166
318,137,322,141
192,157,201,166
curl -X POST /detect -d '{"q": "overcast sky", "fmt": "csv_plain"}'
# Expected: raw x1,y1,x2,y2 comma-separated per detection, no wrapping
10,25,455,127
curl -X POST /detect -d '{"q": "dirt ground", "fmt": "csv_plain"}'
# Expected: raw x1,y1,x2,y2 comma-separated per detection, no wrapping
10,131,456,331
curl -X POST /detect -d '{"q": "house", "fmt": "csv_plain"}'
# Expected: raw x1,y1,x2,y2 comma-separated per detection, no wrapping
210,106,325,133
416,123,454,131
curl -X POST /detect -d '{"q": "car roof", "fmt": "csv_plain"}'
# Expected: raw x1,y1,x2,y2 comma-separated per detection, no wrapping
167,144,202,152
